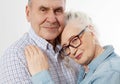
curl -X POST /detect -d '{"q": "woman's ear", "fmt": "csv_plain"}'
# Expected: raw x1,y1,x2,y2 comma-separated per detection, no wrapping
88,25,97,42
88,25,95,36
87,25,99,44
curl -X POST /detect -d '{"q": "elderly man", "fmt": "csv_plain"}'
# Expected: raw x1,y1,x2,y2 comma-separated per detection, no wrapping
0,0,80,84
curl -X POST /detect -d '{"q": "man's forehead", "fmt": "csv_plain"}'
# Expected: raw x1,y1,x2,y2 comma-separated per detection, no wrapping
31,0,65,8
32,0,65,4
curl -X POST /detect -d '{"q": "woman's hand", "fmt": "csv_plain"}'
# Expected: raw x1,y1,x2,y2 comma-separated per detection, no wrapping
25,45,49,76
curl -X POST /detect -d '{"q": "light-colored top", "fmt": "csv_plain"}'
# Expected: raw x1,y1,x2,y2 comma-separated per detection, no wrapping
31,45,120,84
78,45,120,84
0,27,80,84
31,70,54,84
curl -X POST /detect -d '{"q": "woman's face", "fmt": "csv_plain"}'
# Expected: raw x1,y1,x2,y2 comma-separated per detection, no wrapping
61,20,96,65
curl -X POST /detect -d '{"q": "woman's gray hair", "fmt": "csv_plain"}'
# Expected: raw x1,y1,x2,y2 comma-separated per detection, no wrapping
65,11,99,37
65,11,94,30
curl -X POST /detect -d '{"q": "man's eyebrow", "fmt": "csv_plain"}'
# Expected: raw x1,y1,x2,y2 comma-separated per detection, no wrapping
39,6,64,10
39,5,49,10
55,7,64,10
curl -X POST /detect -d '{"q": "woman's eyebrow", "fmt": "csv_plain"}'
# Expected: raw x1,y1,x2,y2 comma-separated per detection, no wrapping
61,35,76,47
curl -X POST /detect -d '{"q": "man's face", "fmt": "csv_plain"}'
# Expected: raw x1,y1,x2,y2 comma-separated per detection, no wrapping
26,0,65,44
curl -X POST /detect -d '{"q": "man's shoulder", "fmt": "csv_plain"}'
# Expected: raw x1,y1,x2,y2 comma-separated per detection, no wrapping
0,33,32,63
7,33,31,51
1,33,33,57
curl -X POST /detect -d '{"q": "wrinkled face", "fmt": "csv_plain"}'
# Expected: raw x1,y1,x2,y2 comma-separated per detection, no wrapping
61,20,96,65
26,0,65,43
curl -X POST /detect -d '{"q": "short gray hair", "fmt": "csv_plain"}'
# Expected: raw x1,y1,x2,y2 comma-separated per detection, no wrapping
65,11,99,40
28,0,31,5
28,0,66,5
65,11,94,29
28,0,30,3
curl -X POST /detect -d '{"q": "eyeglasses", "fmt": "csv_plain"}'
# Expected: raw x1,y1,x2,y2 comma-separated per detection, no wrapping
60,26,88,56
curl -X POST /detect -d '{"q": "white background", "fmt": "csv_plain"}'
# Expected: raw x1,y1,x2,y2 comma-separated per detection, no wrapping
0,0,120,56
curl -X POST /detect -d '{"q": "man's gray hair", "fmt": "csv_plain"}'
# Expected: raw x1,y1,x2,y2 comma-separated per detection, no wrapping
28,0,30,3
28,0,66,5
28,0,31,5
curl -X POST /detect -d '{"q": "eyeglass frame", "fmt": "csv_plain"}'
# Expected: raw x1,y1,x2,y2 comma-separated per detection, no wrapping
60,25,88,56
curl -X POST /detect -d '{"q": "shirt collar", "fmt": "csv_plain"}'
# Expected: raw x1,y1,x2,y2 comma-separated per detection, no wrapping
28,27,61,53
28,27,49,50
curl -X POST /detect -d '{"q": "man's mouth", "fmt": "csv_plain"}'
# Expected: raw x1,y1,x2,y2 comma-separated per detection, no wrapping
44,26,58,29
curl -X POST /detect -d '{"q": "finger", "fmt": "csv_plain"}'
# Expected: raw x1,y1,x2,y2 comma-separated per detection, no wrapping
24,48,31,66
32,45,43,57
33,45,41,54
34,46,48,65
33,46,45,61
30,45,42,61
44,56,49,68
25,48,30,59
26,45,34,56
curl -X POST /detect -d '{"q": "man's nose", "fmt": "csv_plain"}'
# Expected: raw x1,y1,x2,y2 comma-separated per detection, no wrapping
46,11,57,23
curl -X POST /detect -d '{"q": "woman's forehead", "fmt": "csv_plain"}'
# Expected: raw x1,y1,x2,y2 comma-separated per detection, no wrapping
65,21,83,32
61,24,81,45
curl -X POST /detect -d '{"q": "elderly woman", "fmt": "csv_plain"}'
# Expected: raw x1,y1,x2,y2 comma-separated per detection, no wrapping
25,12,120,84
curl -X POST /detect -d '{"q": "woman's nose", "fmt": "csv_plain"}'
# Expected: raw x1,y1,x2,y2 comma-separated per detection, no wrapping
69,46,77,56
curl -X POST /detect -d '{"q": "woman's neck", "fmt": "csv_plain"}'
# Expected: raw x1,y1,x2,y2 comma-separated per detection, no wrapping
83,65,89,72
94,45,104,59
83,45,104,72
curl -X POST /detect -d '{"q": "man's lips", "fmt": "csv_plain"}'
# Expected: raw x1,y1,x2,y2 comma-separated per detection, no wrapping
44,27,57,29
43,25,59,28
75,53,83,60
43,26,60,31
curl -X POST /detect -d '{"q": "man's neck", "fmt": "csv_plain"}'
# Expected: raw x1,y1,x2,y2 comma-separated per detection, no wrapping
47,40,56,50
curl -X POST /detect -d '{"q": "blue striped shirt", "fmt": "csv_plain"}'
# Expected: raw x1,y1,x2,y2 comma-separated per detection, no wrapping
0,27,80,84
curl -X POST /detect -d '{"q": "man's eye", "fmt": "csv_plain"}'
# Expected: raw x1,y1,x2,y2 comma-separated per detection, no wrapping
39,8,47,13
41,9,45,11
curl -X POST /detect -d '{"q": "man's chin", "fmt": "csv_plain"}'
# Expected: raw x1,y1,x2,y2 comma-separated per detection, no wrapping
45,36,57,42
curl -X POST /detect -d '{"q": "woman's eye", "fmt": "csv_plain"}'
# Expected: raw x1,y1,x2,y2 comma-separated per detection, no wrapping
71,37,79,44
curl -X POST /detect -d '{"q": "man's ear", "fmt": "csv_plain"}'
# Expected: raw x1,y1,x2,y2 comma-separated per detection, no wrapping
25,5,31,22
